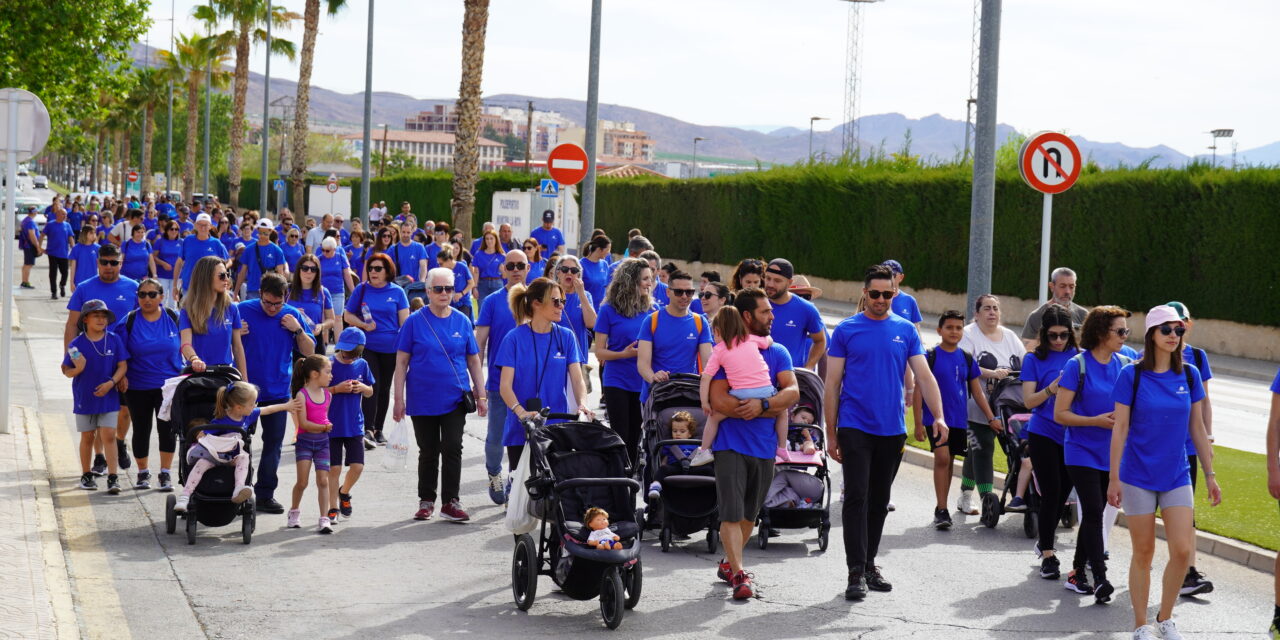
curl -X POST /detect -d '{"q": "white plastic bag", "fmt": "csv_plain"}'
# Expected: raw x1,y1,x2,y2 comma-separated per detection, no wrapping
505,444,539,535
382,417,411,472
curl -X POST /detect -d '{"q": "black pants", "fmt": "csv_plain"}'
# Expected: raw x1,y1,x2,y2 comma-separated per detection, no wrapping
124,387,174,460
1066,465,1109,582
507,445,524,471
1028,433,1074,553
1188,454,1198,490
362,349,397,436
838,428,906,571
411,406,466,503
48,255,68,295
603,386,642,467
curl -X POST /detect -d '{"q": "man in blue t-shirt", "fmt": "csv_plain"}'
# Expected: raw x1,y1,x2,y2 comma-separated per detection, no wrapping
825,264,950,600
388,221,428,282
529,210,566,255
474,249,529,504
763,258,826,370
19,206,41,289
637,270,712,403
235,219,287,299
706,289,798,601
882,260,923,328
174,213,229,298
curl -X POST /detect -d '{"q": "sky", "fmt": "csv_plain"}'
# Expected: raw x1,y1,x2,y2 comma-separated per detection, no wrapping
142,0,1280,157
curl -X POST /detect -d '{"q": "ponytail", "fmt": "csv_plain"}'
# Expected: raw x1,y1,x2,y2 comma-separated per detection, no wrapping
508,277,561,325
290,354,329,398
214,381,258,419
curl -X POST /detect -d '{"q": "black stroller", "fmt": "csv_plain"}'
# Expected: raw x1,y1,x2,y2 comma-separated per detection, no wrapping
163,365,257,545
511,411,644,630
639,374,719,553
757,368,832,551
981,373,1035,535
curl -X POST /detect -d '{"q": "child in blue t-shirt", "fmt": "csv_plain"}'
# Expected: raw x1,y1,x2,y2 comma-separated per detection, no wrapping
326,328,375,523
62,300,130,493
646,411,711,501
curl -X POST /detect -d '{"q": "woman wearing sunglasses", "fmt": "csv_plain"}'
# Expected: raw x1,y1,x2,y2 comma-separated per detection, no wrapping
552,255,597,369
281,227,306,275
68,226,101,296
289,254,336,353
179,256,247,377
521,240,546,285
120,279,183,491
1055,305,1132,604
1108,306,1221,640
153,222,183,309
347,230,370,284
472,229,506,304
345,253,409,444
699,282,733,322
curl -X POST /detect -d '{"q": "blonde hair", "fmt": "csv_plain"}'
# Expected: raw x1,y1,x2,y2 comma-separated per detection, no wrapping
508,278,561,325
214,381,258,419
182,256,232,334
669,410,695,437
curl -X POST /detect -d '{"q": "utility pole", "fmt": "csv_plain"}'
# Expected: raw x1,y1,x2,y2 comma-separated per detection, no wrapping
579,0,602,246
965,0,1002,317
524,99,533,174
260,0,272,214
379,123,389,177
359,0,375,228
166,0,174,197
203,28,212,201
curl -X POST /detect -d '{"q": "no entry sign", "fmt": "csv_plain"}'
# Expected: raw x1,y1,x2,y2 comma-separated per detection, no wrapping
1019,131,1081,195
547,143,589,186
126,171,139,183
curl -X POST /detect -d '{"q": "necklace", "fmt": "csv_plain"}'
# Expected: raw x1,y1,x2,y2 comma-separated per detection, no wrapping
85,333,109,357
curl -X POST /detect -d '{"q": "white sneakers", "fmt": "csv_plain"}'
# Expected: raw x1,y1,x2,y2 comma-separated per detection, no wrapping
1157,618,1184,640
318,517,333,534
174,494,190,512
958,490,979,515
1132,619,1183,640
688,448,714,467
1132,625,1159,640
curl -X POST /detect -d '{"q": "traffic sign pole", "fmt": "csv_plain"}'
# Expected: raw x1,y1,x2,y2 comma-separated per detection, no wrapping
1039,192,1052,307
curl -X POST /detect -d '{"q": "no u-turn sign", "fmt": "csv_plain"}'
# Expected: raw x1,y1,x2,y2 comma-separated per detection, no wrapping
1019,131,1081,195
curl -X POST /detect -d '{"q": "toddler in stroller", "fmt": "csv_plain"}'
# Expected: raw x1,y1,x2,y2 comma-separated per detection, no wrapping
692,310,788,465
645,411,711,501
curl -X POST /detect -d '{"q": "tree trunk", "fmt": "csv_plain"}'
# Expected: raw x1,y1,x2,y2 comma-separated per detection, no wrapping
291,0,320,216
184,80,200,204
450,0,490,242
120,127,132,197
228,17,252,208
93,131,103,191
141,106,154,197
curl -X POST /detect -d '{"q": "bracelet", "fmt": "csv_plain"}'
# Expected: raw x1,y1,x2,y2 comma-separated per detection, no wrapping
1204,471,1216,477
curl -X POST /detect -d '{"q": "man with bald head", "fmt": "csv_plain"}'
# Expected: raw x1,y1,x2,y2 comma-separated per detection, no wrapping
474,249,529,504
498,223,517,253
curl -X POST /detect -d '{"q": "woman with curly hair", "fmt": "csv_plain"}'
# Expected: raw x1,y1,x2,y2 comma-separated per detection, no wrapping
593,258,657,465
730,258,765,292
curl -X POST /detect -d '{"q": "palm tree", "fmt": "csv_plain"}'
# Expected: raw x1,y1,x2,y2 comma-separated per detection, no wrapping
129,67,171,197
158,33,232,204
450,0,491,240
195,1,299,208
290,0,348,214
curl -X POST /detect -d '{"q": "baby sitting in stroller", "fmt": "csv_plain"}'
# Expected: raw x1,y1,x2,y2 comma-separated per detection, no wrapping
646,411,713,502
788,404,820,455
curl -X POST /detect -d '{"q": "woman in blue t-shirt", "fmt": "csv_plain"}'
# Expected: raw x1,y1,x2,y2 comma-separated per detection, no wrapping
153,222,183,311
119,278,184,491
593,258,655,466
1054,305,1131,603
1020,305,1081,580
580,235,612,313
121,224,155,281
521,240,547,284
281,227,306,274
552,255,597,363
1107,306,1221,640
346,230,371,284
289,254,335,351
68,226,101,294
471,229,506,303
318,237,354,340
178,256,246,376
436,246,475,320
344,253,409,443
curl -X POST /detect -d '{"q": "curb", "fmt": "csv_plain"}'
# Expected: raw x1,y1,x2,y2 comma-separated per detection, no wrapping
899,446,1278,572
18,405,79,640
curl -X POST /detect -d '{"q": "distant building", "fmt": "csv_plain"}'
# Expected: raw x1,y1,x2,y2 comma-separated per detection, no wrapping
404,105,572,157
341,130,505,171
561,120,656,164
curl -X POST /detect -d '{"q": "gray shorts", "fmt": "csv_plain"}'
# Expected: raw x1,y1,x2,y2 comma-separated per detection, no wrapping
1122,481,1194,516
714,450,775,523
75,412,120,433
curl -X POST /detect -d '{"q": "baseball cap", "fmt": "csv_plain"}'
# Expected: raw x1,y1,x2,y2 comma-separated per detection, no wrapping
335,327,366,351
542,209,555,223
78,299,117,327
256,218,274,230
882,259,904,274
765,258,794,279
1165,301,1190,321
1144,305,1185,332
195,213,212,224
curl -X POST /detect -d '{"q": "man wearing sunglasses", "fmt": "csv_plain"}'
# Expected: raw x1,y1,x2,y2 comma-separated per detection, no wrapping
1022,266,1089,351
474,249,529,504
637,270,713,403
762,258,826,371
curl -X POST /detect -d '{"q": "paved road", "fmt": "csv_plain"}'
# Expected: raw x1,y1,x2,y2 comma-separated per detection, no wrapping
12,284,1276,639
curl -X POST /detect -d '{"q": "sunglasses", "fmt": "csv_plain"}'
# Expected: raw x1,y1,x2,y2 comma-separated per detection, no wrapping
670,288,696,297
288,235,299,239
1157,324,1187,337
505,262,527,271
1046,331,1072,341
215,271,229,280
523,244,536,251
548,297,565,308
136,290,162,299
299,265,318,273
1111,327,1131,338
98,259,120,267
368,265,386,273
699,291,718,299
430,285,455,294
866,289,895,300
558,266,580,275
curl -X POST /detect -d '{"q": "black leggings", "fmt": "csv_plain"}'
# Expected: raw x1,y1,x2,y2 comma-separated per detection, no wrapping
362,349,397,435
1028,433,1074,553
507,445,523,471
48,255,68,294
124,387,174,460
602,387,642,467
1066,465,1109,582
838,428,906,571
411,406,467,503
1188,454,1198,490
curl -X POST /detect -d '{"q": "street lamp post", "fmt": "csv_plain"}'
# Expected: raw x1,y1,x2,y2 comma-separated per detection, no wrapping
691,136,705,179
378,123,389,177
358,0,375,229
1208,128,1234,167
260,0,272,214
809,116,829,161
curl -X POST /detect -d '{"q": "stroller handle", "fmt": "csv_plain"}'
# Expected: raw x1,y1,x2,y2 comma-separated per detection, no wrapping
554,477,642,492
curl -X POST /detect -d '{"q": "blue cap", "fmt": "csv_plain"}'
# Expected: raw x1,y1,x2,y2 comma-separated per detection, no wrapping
335,327,366,351
882,259,903,274
77,299,117,329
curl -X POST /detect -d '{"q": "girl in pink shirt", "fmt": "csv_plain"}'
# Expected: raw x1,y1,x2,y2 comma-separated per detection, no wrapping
692,310,787,466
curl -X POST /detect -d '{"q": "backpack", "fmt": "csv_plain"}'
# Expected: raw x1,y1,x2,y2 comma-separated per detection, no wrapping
123,308,179,338
1071,352,1134,403
925,346,976,398
1129,364,1196,420
650,310,705,372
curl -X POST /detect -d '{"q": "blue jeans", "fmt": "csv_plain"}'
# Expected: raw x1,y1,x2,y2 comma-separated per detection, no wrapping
476,278,503,304
485,399,507,476
252,398,289,501
243,289,260,300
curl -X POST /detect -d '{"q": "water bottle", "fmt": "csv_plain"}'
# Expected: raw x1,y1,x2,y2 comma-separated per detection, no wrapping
361,303,373,325
68,345,81,361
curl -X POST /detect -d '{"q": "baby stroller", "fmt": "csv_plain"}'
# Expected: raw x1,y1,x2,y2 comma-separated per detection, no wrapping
757,367,832,551
163,365,257,545
511,411,643,630
639,373,719,553
981,372,1034,534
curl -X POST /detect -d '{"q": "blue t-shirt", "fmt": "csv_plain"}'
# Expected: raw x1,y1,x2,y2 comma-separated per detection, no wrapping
44,220,73,259
473,249,505,280
1119,344,1141,361
154,237,182,279
891,291,923,324
68,276,140,322
712,344,793,459
291,287,332,332
18,216,39,249
557,291,594,362
68,209,85,232
1021,348,1079,444
179,304,242,367
121,239,153,280
69,244,100,286
653,281,670,307
63,332,130,415
1112,364,1205,492
178,236,229,289
530,226,565,253
425,243,444,270
477,287,518,392
769,295,825,369
156,203,175,219
281,241,306,272
1058,351,1127,471
347,245,371,282
447,261,474,315
219,232,241,256
117,310,183,391
347,282,408,353
329,356,374,437
177,220,195,235
581,258,610,312
388,242,427,281
526,259,547,284
238,300,313,401
595,302,651,392
828,312,925,436
1181,345,1212,456
637,308,712,402
395,308,479,416
922,346,980,429
242,242,286,292
205,407,259,437
496,324,584,446
317,250,349,296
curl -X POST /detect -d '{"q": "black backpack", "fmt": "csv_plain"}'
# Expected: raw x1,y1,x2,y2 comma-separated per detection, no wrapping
925,346,976,398
123,307,179,337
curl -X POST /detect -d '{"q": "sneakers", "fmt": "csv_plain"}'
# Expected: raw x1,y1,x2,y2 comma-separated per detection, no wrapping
439,498,470,522
1179,566,1214,596
174,494,190,512
731,570,754,600
717,558,733,584
327,508,340,523
845,569,868,600
1094,579,1115,604
287,509,302,528
1006,496,1027,512
78,472,98,490
414,501,435,521
106,474,121,494
933,507,953,530
1132,625,1160,640
1157,618,1184,640
19,282,34,289
157,471,173,492
363,431,377,450
1064,570,1094,595
318,517,333,534
886,501,896,512
488,473,506,505
865,566,892,592
231,486,253,504
339,492,353,517
134,470,151,490
116,439,131,469
1040,555,1062,580
1270,618,1280,640
375,432,388,446
958,490,978,515
90,454,107,477
688,448,714,467
647,481,662,504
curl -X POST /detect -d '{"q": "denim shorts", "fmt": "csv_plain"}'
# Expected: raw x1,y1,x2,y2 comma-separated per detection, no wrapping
295,436,331,471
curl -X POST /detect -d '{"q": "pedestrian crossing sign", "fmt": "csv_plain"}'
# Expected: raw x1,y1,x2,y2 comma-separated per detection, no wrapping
273,179,285,191
539,179,559,198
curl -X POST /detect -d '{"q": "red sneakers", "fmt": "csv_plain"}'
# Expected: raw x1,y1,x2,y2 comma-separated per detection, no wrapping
439,498,470,522
413,502,435,521
731,570,755,600
717,558,733,584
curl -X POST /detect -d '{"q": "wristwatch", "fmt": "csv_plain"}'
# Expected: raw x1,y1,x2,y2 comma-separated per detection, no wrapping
292,328,304,338
761,399,770,412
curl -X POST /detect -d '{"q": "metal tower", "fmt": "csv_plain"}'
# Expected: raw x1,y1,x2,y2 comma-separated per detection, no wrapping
963,0,980,162
840,0,880,158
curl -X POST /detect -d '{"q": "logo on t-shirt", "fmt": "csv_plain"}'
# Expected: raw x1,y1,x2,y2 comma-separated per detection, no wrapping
686,332,696,340
785,319,797,327
451,331,462,339
1177,384,1188,394
554,350,565,359
892,335,905,344
386,297,395,303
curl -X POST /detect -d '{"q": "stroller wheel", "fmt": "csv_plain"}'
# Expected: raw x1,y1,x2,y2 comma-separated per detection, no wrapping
622,558,643,610
185,507,197,545
1023,511,1038,539
512,533,538,611
599,566,625,630
633,508,646,541
980,493,1001,529
164,494,177,534
706,528,719,554
242,503,255,545
818,524,830,552
659,526,672,553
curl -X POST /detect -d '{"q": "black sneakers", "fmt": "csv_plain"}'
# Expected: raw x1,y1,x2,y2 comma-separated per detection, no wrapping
933,507,952,530
1065,570,1094,595
106,474,121,495
116,439,131,469
1094,579,1115,604
1179,566,1214,597
90,454,107,477
157,471,173,492
134,470,151,490
78,472,97,490
845,570,867,600
1040,555,1061,580
865,566,892,592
